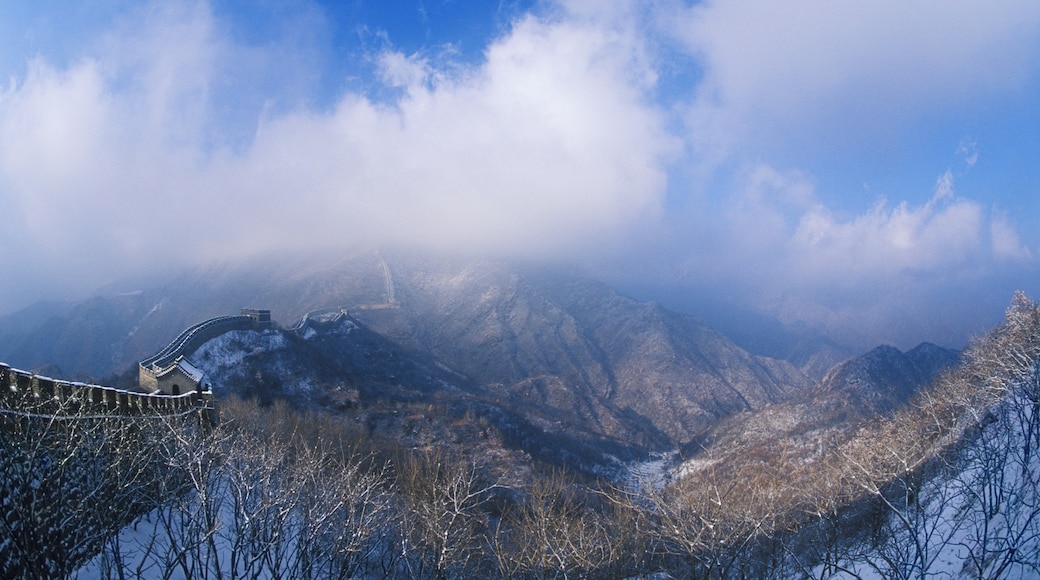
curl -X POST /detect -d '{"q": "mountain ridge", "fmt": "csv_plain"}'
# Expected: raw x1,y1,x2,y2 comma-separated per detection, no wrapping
0,252,827,450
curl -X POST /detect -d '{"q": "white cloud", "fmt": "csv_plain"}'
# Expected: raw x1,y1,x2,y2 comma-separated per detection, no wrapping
668,0,1040,159
0,1,676,309
791,192,983,281
650,164,1030,349
991,212,1033,262
709,166,985,287
958,139,979,169
378,51,429,89
667,164,996,300
933,170,954,202
0,0,1036,352
0,58,113,234
705,166,990,289
724,165,815,255
225,11,676,258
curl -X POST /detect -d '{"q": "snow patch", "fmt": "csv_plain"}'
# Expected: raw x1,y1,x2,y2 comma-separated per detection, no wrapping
192,330,288,376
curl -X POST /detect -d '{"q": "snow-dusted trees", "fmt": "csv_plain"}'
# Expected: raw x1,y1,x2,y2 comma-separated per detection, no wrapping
0,387,178,579
942,292,1040,578
215,405,394,578
88,398,396,579
954,374,1040,578
806,291,1040,578
490,468,642,578
395,449,500,579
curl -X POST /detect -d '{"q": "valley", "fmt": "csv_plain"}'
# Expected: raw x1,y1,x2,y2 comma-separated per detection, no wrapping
1,252,1037,578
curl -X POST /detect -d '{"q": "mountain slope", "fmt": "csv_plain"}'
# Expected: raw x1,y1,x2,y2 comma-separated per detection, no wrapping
346,256,814,444
678,341,961,469
811,341,961,417
0,251,815,449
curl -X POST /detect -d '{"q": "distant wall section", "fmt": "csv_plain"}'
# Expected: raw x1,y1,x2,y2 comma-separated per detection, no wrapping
139,309,273,394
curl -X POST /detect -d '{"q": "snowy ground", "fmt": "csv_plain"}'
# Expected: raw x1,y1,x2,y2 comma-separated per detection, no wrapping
815,386,1040,579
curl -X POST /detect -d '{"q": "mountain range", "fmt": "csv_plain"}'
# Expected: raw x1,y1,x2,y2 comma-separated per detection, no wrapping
0,251,955,467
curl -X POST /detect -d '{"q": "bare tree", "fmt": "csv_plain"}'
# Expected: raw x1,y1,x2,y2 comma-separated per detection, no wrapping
635,448,788,578
89,397,397,580
491,469,618,578
396,449,500,579
951,364,1040,578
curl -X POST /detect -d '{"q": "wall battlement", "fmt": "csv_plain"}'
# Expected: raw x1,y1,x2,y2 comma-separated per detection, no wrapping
0,362,215,422
290,308,349,334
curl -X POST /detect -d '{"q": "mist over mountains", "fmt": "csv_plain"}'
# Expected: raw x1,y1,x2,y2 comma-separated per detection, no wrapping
8,250,1030,579
0,251,956,463
0,251,854,378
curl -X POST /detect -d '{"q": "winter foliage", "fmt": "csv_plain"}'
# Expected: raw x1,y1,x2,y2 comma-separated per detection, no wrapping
2,293,1039,578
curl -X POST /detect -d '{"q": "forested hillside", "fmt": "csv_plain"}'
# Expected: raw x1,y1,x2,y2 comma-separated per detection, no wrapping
3,293,1038,578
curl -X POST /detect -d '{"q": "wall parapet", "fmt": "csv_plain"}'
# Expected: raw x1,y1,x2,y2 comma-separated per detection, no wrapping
0,362,216,423
140,310,273,371
138,309,273,397
0,310,273,424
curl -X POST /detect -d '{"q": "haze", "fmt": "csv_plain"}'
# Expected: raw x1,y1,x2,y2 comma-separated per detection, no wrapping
1,0,1038,351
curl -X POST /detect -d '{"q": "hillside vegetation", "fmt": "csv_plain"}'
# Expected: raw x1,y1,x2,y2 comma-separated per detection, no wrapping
2,292,1038,578
638,290,1040,577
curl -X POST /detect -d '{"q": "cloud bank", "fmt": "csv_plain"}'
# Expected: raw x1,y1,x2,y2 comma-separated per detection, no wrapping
1,0,1038,350
0,2,672,299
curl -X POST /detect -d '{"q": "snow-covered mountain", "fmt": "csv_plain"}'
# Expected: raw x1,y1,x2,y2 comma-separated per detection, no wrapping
9,252,1039,578
0,251,822,455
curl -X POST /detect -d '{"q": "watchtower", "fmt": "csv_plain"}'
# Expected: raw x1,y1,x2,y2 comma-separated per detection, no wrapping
241,308,272,329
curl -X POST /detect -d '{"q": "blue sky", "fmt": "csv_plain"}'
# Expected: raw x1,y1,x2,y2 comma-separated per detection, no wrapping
1,0,1039,350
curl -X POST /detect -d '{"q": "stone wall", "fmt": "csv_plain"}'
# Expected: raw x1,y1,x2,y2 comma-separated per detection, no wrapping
138,310,275,397
138,314,260,391
1,363,215,423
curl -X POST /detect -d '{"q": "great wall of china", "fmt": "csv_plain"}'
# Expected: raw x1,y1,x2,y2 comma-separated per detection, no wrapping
0,363,214,420
137,309,271,394
1,251,401,424
1,309,274,424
